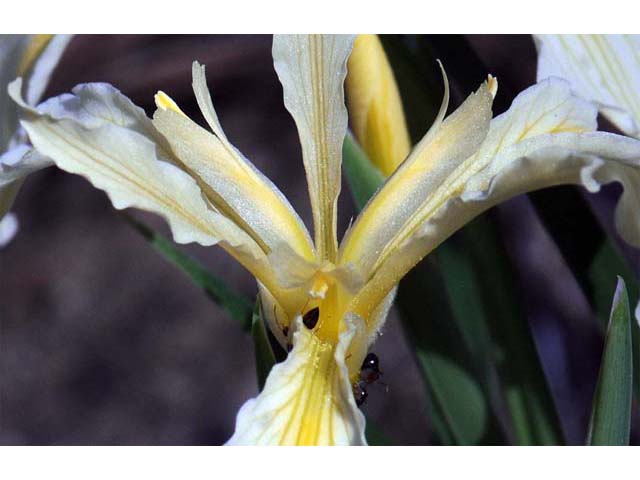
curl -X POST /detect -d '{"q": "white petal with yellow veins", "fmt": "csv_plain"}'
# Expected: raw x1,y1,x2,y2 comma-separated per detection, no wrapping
351,78,640,315
227,315,367,446
272,34,354,262
10,79,268,263
535,34,640,138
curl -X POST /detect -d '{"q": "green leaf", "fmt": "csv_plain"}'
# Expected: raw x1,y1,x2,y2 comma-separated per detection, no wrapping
364,421,395,446
460,215,564,445
342,133,385,211
251,298,277,391
587,277,633,446
589,240,640,400
122,213,254,330
397,257,505,445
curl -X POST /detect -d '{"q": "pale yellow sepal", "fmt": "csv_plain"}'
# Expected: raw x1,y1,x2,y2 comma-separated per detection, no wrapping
346,34,411,176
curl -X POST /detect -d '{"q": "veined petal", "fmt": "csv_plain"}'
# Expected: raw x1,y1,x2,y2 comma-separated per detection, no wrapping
346,34,411,176
152,64,314,261
226,315,367,446
10,79,289,294
272,34,354,262
350,78,640,318
535,34,640,138
340,76,494,281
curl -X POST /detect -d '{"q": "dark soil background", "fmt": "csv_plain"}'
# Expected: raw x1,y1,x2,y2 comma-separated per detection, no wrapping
1,35,638,445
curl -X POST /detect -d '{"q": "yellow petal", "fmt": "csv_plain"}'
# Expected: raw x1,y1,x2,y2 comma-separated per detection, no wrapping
535,34,640,138
346,34,411,176
340,75,494,283
227,314,367,445
272,34,354,262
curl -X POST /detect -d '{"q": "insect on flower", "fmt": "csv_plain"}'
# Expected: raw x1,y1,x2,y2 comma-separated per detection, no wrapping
353,352,383,407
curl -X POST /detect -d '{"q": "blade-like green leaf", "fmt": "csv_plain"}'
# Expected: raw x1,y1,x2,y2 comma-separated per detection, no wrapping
251,298,277,391
461,215,564,445
587,277,633,446
343,134,385,210
122,213,253,330
589,240,640,399
398,258,502,445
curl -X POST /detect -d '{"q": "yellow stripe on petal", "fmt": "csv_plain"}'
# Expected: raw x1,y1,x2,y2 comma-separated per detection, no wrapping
227,315,367,446
346,34,411,176
17,34,54,76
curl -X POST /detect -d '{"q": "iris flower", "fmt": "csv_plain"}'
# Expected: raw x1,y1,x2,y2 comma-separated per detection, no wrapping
9,34,640,445
0,34,71,246
534,35,640,139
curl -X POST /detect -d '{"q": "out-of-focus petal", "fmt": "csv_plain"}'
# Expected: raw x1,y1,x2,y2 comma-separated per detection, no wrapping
346,34,411,176
272,34,354,262
0,34,71,148
226,315,367,445
535,34,640,138
0,212,18,247
0,145,52,230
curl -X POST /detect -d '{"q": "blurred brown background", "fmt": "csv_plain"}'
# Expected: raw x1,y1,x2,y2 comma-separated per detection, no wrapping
0,35,638,445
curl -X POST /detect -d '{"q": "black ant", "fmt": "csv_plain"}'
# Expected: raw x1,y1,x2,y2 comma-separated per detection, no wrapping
302,307,320,330
280,306,320,353
353,352,384,407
